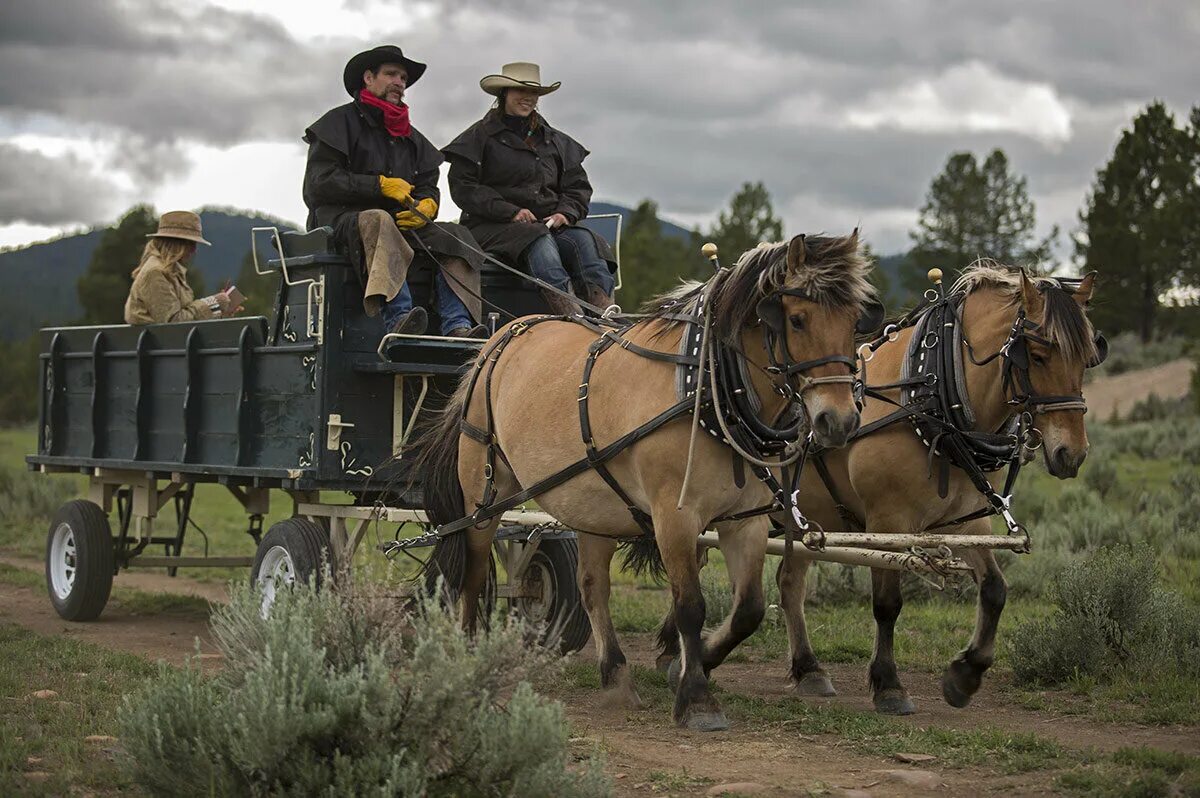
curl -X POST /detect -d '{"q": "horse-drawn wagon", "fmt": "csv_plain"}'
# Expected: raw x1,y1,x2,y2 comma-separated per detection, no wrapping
25,219,622,653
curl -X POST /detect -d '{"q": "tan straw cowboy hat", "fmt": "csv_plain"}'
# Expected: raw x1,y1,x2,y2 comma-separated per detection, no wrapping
147,210,211,246
480,62,561,96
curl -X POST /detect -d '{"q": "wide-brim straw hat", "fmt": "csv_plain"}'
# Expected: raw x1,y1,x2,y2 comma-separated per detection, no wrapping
343,45,427,97
480,62,560,96
147,210,210,246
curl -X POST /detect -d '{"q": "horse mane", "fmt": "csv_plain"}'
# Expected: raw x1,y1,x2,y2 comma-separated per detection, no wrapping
950,259,1098,365
642,233,875,343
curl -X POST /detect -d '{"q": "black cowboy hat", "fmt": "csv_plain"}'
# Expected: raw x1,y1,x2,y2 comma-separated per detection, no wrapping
342,45,427,97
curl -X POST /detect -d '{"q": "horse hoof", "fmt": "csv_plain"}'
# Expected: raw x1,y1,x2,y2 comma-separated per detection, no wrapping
682,709,730,732
666,658,682,693
601,668,644,710
941,663,978,708
874,689,916,715
792,672,837,697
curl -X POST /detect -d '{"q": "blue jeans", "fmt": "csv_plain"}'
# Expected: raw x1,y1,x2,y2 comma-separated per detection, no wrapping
382,271,474,335
522,228,615,296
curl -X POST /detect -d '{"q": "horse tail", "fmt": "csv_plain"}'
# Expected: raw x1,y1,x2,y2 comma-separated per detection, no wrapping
411,372,473,529
406,370,476,597
618,534,666,582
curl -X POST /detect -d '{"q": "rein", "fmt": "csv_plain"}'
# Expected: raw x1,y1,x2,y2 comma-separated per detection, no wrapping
433,271,850,540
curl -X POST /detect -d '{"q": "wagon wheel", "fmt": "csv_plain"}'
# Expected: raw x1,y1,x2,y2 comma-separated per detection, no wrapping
45,500,115,622
513,538,591,654
250,518,331,615
424,534,498,621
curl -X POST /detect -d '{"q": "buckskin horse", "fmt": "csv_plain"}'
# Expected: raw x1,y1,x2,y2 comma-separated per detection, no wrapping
417,233,880,730
661,263,1103,715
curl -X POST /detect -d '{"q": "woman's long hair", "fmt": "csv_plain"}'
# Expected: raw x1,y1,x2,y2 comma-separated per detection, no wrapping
133,237,193,276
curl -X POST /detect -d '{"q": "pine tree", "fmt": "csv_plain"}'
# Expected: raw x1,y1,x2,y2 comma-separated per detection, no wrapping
707,182,784,265
902,150,1054,302
614,200,700,311
1077,101,1199,341
234,249,280,318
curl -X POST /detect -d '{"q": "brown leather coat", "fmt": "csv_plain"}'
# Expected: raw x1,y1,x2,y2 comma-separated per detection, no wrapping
124,255,217,325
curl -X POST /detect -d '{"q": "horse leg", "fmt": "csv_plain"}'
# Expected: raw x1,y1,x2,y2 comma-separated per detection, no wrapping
653,541,708,672
698,518,768,672
868,567,914,715
577,534,642,709
776,554,836,696
942,545,1007,708
459,520,501,633
658,510,728,731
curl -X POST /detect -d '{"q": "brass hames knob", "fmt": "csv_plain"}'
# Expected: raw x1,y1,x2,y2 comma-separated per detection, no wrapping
927,268,944,285
701,242,719,260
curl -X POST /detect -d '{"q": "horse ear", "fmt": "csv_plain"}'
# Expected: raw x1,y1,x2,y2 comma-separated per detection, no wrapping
786,234,807,271
1073,271,1097,305
856,297,886,335
1019,270,1044,319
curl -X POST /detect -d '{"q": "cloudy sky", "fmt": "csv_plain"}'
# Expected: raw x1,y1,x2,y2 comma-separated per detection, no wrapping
1,0,1196,258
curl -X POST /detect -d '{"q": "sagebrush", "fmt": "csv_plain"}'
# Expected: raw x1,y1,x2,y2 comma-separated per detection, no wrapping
119,581,611,797
1010,545,1200,685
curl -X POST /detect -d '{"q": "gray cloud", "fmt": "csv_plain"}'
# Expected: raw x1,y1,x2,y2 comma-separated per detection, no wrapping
0,0,1195,253
0,143,125,225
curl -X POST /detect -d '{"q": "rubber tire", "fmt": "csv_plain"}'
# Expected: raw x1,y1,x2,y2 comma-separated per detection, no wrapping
514,538,592,655
45,500,114,622
424,534,497,619
250,517,331,592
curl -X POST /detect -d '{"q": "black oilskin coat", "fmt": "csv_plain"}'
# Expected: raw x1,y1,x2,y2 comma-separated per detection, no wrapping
302,99,483,270
443,110,615,271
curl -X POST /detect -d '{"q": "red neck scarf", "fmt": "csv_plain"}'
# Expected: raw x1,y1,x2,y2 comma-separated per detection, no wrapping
358,89,411,137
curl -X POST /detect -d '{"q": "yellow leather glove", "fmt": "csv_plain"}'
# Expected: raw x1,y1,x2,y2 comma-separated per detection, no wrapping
379,175,414,204
395,198,438,230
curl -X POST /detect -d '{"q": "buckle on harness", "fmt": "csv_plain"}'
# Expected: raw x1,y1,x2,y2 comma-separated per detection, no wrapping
482,463,493,480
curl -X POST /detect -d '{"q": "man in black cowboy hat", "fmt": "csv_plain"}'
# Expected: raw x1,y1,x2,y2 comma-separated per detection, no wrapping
303,45,486,337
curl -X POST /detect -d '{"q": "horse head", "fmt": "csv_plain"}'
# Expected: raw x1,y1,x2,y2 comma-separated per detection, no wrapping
1011,270,1101,478
714,231,879,449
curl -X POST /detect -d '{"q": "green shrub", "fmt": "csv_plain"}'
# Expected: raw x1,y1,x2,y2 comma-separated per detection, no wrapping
1087,332,1193,379
0,464,76,541
1081,457,1119,498
1010,545,1200,685
119,582,610,798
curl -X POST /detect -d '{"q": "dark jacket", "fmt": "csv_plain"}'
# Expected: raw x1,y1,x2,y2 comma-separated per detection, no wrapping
302,99,482,270
443,110,615,269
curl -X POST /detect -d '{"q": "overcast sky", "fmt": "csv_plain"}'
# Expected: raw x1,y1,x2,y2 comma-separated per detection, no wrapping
0,0,1195,259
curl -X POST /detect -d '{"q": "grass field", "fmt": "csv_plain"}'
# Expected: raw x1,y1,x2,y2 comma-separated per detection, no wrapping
2,394,1199,795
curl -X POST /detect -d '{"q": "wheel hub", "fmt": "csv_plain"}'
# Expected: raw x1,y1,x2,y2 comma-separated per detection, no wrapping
49,522,77,600
257,545,296,616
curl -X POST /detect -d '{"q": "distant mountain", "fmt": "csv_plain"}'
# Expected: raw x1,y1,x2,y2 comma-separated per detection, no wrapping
0,209,298,340
589,201,694,242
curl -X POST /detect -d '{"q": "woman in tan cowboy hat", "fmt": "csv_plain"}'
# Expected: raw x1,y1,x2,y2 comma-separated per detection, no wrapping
443,62,617,315
124,210,241,325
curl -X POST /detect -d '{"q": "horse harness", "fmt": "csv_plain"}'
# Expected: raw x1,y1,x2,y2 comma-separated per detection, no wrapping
809,277,1108,546
434,281,862,540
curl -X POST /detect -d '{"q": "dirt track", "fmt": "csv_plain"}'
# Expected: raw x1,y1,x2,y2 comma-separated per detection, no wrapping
2,556,1197,797
1083,357,1194,419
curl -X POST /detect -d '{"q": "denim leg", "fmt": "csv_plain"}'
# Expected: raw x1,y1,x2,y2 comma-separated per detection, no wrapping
521,234,571,290
555,228,615,295
382,282,413,330
434,270,474,335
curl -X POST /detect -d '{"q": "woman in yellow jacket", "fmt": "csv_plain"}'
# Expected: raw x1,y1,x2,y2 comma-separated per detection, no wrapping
124,211,240,324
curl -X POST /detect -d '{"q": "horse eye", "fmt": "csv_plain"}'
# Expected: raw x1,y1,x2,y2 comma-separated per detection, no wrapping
789,314,805,331
1031,351,1048,366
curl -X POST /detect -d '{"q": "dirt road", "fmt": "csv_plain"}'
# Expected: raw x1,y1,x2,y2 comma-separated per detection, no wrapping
2,559,1196,797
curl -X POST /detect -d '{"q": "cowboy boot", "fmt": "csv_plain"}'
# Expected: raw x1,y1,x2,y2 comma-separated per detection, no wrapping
584,284,615,315
388,306,428,336
540,287,581,317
